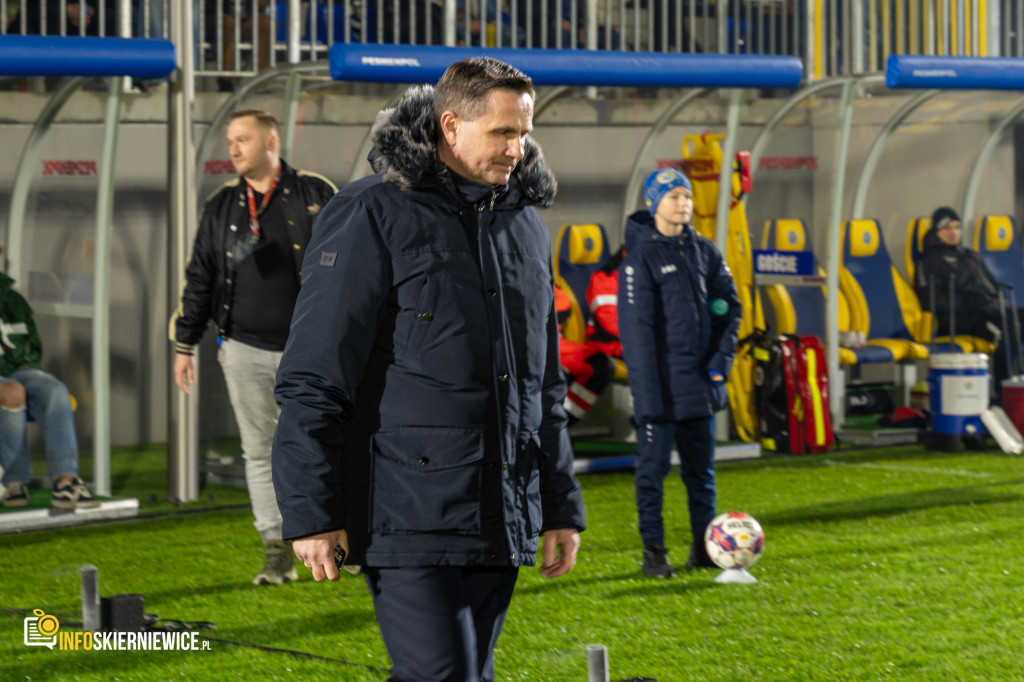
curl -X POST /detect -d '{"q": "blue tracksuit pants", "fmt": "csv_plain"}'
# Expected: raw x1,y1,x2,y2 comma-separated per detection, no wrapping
634,416,716,550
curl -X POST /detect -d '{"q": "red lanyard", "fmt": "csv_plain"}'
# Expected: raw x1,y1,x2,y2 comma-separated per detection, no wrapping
244,173,279,240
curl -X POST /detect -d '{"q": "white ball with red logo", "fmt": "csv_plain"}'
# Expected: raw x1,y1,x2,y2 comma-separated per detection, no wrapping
704,511,765,570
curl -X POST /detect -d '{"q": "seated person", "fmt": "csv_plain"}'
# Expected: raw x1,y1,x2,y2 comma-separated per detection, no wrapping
555,284,614,425
0,270,97,509
585,245,625,359
914,206,1023,389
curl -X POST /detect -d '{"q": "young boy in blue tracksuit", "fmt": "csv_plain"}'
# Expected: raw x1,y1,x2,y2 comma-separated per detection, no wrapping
618,168,742,577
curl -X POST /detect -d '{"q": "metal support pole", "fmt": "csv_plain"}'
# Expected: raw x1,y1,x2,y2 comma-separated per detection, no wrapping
288,0,302,64
825,79,857,427
587,644,610,682
280,71,303,161
585,0,598,98
851,89,939,219
444,0,457,46
714,88,743,256
806,0,818,80
168,0,200,503
961,96,1024,240
91,76,125,496
81,565,100,632
119,0,131,36
5,77,86,286
850,0,863,73
618,88,709,244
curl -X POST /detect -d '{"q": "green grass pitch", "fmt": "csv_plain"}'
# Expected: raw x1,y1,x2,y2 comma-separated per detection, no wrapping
2,442,1023,680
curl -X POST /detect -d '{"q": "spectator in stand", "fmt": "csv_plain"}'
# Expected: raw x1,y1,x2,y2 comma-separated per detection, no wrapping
206,0,273,91
555,284,615,425
22,1,96,36
585,245,625,359
514,0,619,49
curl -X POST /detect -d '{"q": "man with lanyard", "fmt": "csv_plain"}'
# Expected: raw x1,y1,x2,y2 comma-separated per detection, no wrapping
170,110,337,585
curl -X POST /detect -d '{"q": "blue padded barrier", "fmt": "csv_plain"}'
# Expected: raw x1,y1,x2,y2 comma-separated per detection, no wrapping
329,43,804,87
0,35,175,78
886,55,1024,91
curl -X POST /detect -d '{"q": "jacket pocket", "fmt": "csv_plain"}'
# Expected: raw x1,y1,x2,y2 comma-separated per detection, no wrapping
369,426,484,535
397,273,435,354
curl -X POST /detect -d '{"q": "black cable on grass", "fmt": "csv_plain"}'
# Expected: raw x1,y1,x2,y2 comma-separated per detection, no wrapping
3,606,388,675
200,636,389,674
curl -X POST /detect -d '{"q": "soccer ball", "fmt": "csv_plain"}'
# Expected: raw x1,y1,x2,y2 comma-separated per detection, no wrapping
704,511,765,570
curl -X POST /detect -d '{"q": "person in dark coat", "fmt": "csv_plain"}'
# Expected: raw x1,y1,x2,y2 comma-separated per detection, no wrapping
272,57,585,682
618,168,741,578
171,110,337,586
914,206,1023,389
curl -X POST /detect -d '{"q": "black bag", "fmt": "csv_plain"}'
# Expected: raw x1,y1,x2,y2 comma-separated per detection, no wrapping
844,381,896,416
752,332,834,454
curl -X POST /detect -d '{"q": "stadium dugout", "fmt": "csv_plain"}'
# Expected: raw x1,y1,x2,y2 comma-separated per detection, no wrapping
0,34,174,530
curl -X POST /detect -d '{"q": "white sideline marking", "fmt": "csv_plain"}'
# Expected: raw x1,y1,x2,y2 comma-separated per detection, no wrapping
820,459,994,479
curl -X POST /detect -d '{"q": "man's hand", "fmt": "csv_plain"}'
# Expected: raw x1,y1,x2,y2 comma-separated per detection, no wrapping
173,354,195,396
539,528,580,578
292,529,350,582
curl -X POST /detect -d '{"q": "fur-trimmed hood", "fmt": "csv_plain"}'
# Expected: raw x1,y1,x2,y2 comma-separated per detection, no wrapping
367,84,557,208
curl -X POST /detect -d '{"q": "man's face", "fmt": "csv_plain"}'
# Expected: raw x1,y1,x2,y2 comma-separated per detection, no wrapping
936,219,962,246
441,89,534,187
654,187,694,229
226,116,277,180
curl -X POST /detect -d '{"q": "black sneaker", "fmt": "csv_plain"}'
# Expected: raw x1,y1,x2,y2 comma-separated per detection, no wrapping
51,477,101,510
686,541,718,569
641,546,676,578
2,481,29,507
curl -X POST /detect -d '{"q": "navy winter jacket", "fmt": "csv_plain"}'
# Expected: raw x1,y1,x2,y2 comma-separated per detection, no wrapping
618,211,741,423
272,85,586,568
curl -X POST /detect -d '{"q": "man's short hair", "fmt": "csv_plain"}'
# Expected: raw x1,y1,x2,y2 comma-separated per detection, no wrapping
434,58,535,122
229,109,280,137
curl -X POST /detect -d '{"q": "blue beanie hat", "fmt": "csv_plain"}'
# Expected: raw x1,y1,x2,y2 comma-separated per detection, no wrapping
643,168,692,215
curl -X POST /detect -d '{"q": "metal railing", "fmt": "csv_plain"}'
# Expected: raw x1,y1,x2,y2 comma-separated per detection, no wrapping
0,1,1018,82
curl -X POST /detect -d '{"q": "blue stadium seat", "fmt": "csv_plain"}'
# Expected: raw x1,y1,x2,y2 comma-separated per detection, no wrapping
904,215,930,286
974,215,1024,299
973,214,1024,354
553,223,611,344
840,219,930,363
761,218,860,365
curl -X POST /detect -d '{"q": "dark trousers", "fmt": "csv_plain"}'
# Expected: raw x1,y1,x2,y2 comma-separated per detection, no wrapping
635,416,716,550
364,566,519,682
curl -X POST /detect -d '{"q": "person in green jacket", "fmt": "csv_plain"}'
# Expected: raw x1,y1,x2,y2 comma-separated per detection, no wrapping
0,272,98,509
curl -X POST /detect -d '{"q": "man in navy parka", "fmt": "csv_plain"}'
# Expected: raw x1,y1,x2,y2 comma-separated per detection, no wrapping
619,168,741,578
272,58,585,681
